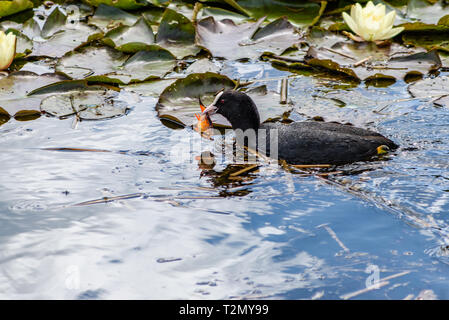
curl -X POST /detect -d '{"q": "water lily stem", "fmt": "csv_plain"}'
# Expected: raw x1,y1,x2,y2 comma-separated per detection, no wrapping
280,78,288,104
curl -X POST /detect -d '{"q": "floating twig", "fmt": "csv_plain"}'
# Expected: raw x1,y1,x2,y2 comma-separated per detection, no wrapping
354,56,372,67
323,47,356,60
73,193,144,206
291,164,332,169
340,281,390,300
318,224,350,253
340,270,412,300
229,164,259,177
316,171,343,176
269,54,303,63
369,66,407,70
41,147,111,153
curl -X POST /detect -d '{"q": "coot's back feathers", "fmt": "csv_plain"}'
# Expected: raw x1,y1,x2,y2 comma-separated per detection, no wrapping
261,122,398,165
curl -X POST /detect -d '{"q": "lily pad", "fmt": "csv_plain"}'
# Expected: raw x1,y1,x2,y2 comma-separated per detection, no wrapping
40,89,133,120
263,28,349,69
243,85,292,122
196,16,300,60
155,8,200,59
408,76,449,107
185,59,221,74
199,6,248,23
198,0,250,17
304,42,441,81
402,32,449,52
0,72,67,116
103,17,155,52
56,46,177,84
156,72,236,127
88,4,138,31
121,59,221,97
41,4,67,38
122,78,177,97
82,0,153,10
235,0,324,27
141,6,166,25
0,28,33,55
406,0,449,25
13,6,102,58
434,95,449,107
19,58,57,75
0,0,33,19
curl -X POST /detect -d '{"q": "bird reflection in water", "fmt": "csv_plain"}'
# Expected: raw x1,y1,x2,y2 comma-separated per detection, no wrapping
195,150,258,197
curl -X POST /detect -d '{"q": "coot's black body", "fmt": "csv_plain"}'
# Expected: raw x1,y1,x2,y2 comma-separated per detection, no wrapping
202,90,398,165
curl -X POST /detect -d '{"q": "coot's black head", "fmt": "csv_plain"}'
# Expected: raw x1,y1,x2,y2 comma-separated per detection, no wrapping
202,90,260,131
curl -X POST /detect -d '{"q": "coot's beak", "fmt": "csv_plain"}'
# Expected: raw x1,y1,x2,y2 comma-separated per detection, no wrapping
201,90,224,116
201,104,218,116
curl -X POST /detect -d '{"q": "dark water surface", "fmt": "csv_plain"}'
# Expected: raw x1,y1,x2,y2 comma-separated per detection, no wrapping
0,62,448,299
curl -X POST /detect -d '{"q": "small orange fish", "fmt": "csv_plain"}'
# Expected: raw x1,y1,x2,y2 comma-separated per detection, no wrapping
194,98,212,132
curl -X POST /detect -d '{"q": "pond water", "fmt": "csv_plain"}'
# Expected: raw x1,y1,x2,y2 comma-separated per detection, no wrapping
0,60,448,299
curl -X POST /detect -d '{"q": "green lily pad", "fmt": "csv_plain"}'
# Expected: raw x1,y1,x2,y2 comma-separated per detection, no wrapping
18,58,56,75
197,0,250,17
263,28,349,69
40,89,133,120
402,32,449,52
82,0,152,10
122,78,177,97
199,6,248,23
305,42,441,81
406,0,449,25
10,6,102,58
401,21,449,32
102,8,199,57
408,76,449,107
440,51,449,67
155,8,200,59
0,28,33,55
121,59,221,97
88,4,138,31
434,95,449,108
243,85,292,122
235,0,324,27
56,46,128,80
0,0,33,19
156,72,236,127
0,71,67,116
196,16,299,60
103,17,155,52
185,59,221,74
56,46,177,84
41,4,67,38
141,5,166,24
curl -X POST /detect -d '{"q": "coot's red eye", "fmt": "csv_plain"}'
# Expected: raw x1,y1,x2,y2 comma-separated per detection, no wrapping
220,99,225,103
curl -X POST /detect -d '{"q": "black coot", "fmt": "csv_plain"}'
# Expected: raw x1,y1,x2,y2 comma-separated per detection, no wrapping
202,90,398,165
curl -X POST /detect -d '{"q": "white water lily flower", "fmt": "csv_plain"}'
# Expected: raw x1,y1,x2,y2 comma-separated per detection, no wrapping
342,1,404,42
0,31,17,70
